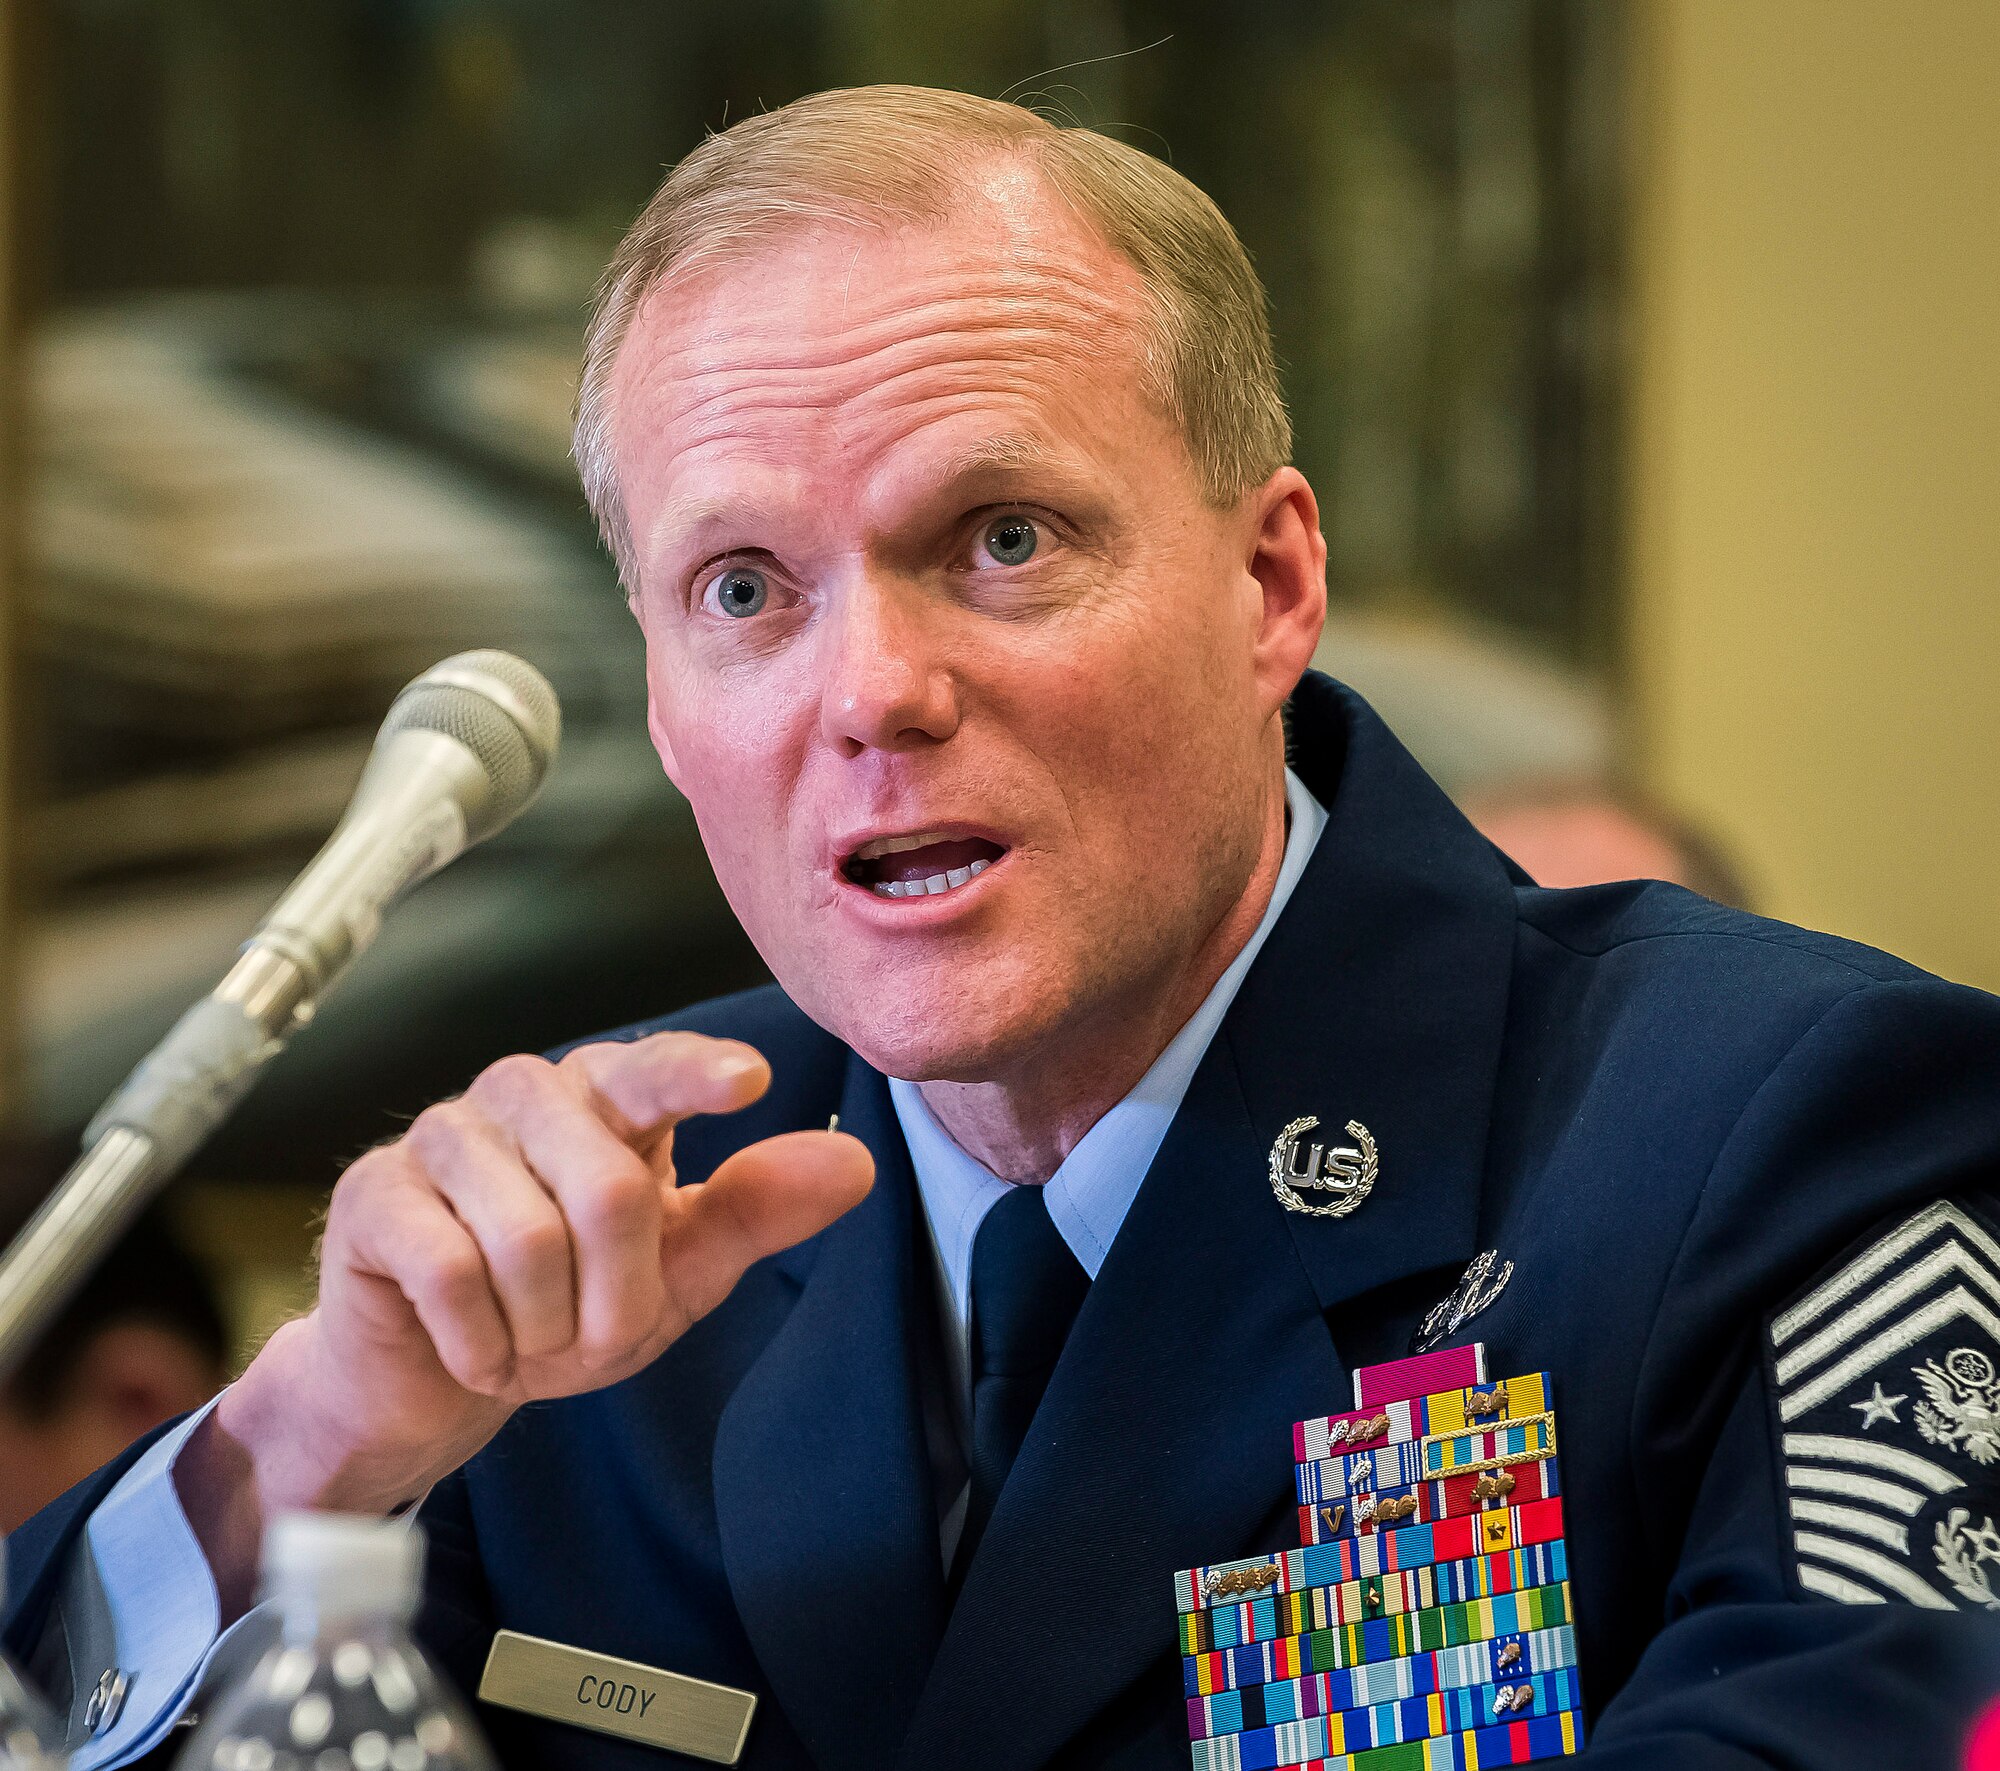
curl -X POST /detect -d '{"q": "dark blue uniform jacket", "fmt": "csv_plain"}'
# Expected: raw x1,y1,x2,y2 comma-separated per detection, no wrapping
10,674,2000,1769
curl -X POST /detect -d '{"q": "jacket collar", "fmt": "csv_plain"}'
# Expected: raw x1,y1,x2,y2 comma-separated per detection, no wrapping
897,672,1520,1769
1253,672,1518,1315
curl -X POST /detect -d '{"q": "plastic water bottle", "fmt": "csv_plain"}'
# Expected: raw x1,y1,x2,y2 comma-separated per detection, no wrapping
0,1551,67,1768
0,1659,63,1771
176,1513,492,1771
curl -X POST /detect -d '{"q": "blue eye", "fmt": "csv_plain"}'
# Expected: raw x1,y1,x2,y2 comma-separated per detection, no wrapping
709,567,768,617
980,516,1038,567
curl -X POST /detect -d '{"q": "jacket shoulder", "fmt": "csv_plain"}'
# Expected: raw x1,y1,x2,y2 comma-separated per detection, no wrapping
1515,876,1938,993
1509,875,2000,1054
1495,877,2000,1241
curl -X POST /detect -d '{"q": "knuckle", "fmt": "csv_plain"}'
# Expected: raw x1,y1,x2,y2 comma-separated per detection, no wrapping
334,1141,396,1196
470,1052,557,1115
556,1039,617,1073
407,1097,479,1158
570,1167,656,1242
418,1246,487,1312
654,1030,745,1075
571,1332,626,1376
324,1149,398,1237
577,1315,653,1376
322,1166,365,1228
648,1031,709,1059
453,1348,515,1396
490,1214,568,1277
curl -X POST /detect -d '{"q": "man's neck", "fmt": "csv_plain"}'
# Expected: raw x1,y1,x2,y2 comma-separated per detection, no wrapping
915,774,1294,1183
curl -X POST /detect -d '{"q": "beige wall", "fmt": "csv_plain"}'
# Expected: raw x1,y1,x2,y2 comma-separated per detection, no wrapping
1628,0,2000,989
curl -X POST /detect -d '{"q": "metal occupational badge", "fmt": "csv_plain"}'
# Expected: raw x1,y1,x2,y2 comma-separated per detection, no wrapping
1767,1197,2000,1611
1172,1342,1585,1769
1270,1116,1379,1219
1411,1250,1516,1355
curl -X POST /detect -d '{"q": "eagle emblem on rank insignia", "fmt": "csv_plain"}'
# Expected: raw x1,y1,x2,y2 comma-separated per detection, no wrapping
1912,1348,2000,1464
1767,1199,2000,1612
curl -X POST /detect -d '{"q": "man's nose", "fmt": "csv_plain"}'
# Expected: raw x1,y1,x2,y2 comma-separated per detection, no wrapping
817,575,959,754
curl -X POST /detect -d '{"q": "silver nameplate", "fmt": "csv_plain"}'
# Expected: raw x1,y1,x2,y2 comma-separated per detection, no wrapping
478,1629,757,1764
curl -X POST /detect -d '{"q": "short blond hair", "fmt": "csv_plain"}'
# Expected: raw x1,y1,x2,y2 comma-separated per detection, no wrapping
574,85,1291,589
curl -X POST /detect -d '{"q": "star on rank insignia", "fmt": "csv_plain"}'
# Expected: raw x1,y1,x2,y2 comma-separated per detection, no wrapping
1767,1197,2000,1612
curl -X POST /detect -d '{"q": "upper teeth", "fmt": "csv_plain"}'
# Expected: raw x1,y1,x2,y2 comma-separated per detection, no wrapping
872,859,991,898
853,831,955,862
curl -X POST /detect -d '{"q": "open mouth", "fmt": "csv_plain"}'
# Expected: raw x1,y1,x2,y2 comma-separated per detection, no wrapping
842,832,1009,899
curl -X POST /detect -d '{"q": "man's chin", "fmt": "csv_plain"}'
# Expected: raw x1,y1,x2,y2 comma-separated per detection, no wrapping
803,981,1060,1087
836,1020,1031,1087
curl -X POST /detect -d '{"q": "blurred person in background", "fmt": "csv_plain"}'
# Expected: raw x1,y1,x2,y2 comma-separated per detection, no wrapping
1462,780,1752,907
0,1146,228,1534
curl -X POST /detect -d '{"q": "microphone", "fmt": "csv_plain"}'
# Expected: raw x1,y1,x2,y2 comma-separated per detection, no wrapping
0,650,561,1377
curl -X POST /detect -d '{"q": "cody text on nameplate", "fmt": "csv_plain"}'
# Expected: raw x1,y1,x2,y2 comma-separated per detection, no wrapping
478,1629,757,1764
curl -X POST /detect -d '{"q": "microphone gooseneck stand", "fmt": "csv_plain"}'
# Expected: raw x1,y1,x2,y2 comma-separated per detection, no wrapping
0,648,560,1383
0,654,562,1670
0,648,559,1763
0,942,314,1382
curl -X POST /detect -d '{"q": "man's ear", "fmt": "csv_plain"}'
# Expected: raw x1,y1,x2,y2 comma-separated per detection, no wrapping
1244,467,1329,716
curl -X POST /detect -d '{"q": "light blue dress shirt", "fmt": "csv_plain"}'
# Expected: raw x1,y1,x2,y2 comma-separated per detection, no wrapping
46,768,1326,1770
890,766,1327,1427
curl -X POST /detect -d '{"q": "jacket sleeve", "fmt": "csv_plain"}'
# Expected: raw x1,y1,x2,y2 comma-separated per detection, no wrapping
0,1409,499,1768
1,1420,182,1667
1,1411,214,1766
1585,977,2000,1767
412,1466,498,1705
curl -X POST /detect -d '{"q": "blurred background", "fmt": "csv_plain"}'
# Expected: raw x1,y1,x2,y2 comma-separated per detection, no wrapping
0,0,1992,1506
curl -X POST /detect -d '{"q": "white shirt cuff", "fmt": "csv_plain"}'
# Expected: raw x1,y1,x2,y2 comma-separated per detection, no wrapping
60,1392,256,1768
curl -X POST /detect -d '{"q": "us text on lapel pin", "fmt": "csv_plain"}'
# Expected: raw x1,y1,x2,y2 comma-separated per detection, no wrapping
1268,1116,1379,1218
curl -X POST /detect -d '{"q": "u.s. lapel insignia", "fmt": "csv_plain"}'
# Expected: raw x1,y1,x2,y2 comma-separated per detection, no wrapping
1411,1249,1517,1354
1269,1115,1378,1218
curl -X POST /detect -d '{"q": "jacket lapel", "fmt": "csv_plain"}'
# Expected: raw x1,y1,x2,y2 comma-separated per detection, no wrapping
898,1033,1335,1771
898,676,1520,1770
1250,675,1518,1318
712,1062,946,1771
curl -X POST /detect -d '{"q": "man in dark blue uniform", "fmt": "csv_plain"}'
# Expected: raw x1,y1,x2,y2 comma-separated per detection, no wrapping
7,85,2000,1770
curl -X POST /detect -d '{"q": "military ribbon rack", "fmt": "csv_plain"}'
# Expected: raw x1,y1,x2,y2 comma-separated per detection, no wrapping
1171,1343,1583,1770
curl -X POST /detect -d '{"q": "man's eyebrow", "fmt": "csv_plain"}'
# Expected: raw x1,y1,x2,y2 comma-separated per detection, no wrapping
649,493,756,543
896,433,1103,522
934,433,1068,480
641,434,1086,574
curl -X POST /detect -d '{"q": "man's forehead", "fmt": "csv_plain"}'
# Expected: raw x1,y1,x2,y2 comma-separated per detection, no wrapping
608,194,1156,441
609,202,1167,561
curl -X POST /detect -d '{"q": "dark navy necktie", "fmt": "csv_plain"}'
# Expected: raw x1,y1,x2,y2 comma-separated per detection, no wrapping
954,1182,1091,1581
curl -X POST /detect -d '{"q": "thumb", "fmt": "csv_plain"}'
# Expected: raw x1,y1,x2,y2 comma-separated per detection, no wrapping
659,1130,874,1325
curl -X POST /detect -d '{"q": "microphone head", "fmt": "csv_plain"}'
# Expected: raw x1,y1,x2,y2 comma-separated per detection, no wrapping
377,650,562,840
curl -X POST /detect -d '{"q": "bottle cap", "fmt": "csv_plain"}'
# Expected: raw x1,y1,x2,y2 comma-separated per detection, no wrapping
262,1511,425,1620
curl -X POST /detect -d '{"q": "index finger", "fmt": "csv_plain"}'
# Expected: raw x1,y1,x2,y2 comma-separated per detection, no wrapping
557,1032,772,1154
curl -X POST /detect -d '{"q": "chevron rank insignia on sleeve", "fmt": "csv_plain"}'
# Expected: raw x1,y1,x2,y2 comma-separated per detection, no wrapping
1767,1198,2000,1612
